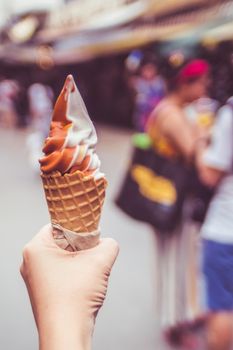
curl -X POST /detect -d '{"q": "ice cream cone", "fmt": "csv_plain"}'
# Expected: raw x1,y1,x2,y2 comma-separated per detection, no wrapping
39,74,106,251
41,170,107,251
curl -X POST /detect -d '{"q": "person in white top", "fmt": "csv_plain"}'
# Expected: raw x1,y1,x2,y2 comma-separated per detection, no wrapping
196,99,233,350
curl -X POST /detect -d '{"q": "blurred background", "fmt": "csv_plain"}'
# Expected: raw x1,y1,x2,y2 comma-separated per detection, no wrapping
1,0,233,349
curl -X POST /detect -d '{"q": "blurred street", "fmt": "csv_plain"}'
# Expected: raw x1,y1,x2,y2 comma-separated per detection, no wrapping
0,126,160,350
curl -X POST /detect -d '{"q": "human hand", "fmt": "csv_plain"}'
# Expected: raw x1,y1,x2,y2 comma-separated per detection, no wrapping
20,224,119,350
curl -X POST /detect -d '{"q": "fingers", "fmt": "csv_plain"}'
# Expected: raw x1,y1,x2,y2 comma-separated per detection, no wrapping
92,238,120,270
22,224,120,267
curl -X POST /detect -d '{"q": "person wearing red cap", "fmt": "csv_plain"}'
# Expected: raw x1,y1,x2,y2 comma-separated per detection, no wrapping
148,58,210,159
147,58,211,344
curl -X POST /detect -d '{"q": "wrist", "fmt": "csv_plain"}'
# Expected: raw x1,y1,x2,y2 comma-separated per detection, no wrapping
37,304,94,350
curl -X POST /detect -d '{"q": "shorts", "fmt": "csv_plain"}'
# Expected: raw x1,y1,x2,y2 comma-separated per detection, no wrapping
202,239,233,311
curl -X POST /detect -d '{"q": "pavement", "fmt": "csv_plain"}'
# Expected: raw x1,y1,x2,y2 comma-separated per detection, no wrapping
0,125,163,350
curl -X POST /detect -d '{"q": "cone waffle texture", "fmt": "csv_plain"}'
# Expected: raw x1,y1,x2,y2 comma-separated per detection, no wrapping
41,170,107,235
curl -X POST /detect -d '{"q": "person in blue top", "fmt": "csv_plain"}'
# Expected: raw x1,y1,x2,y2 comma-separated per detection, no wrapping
130,55,166,132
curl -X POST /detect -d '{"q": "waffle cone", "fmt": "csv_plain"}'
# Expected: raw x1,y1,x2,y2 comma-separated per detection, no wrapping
41,170,107,250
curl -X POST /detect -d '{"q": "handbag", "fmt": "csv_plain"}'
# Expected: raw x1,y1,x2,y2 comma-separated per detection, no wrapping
115,135,191,232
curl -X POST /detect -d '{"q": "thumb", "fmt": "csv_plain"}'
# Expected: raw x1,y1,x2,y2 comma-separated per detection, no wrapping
29,224,60,250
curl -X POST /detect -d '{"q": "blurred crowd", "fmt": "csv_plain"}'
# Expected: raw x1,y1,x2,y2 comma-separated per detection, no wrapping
117,50,233,350
0,77,53,172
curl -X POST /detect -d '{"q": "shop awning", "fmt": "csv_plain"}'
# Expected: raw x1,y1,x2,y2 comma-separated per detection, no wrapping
0,0,232,65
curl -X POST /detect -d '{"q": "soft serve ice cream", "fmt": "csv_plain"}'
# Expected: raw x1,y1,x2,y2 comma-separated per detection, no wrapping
39,75,103,179
39,75,107,251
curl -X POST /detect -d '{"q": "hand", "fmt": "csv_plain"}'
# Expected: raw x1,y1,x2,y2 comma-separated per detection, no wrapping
20,224,119,350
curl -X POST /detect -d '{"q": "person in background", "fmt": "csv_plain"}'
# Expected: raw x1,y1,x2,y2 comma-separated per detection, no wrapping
26,83,53,173
196,97,233,350
28,83,53,138
20,225,119,350
127,52,166,132
0,78,19,128
147,57,210,346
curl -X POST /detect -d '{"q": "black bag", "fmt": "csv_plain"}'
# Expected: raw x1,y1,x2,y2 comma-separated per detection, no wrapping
115,145,191,232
